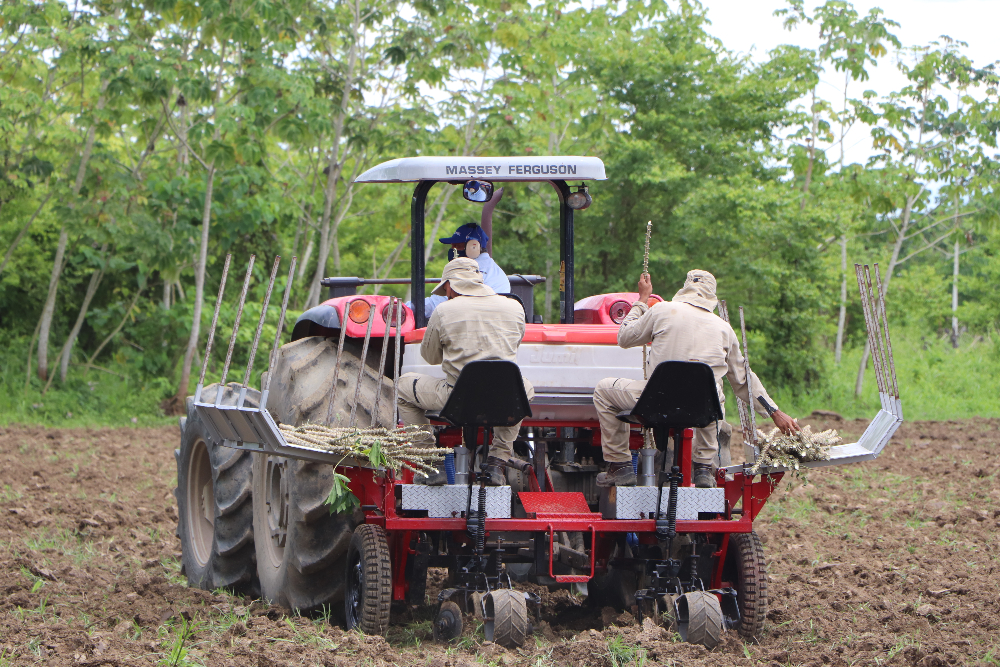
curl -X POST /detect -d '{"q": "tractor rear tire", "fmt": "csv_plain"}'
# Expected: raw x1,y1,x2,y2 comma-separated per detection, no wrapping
344,524,393,635
677,591,724,649
253,336,393,617
485,589,529,648
723,531,768,640
174,384,258,594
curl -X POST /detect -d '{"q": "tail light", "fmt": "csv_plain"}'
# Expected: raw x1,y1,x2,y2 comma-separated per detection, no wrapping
609,300,632,324
348,300,373,324
381,302,407,327
648,295,662,305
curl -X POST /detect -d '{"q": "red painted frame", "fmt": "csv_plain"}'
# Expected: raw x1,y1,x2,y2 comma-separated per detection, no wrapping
339,444,783,601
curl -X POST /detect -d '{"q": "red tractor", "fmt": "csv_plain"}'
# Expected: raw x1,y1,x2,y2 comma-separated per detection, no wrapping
175,156,902,648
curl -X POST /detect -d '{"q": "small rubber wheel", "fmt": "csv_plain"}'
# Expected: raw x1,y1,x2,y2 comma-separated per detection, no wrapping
345,524,392,635
676,591,724,650
484,589,529,648
433,601,464,642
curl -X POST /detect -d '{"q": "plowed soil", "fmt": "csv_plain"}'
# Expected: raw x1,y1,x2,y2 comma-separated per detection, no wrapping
1,417,998,666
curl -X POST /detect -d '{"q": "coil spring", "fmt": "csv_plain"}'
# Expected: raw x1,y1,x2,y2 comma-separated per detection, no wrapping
666,466,680,538
476,484,487,554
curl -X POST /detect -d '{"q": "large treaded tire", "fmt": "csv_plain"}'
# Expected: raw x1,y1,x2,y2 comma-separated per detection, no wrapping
345,524,393,635
485,589,529,648
723,531,768,640
254,336,393,617
174,384,258,594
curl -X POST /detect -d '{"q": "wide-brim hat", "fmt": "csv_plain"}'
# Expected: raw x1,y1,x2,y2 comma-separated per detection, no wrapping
431,257,496,297
671,269,718,312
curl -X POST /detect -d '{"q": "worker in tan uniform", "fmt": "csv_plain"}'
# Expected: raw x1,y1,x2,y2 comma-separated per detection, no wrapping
593,269,800,488
397,257,534,486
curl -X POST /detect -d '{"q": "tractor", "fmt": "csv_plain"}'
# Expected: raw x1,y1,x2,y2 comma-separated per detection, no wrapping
175,155,903,648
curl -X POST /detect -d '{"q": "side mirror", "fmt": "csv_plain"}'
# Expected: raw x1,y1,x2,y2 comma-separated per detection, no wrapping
463,180,494,203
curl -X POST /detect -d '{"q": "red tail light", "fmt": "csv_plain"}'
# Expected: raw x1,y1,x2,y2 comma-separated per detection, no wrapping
609,300,632,324
381,302,407,327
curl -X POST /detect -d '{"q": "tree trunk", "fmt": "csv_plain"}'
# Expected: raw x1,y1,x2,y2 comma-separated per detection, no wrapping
36,228,70,381
57,246,107,382
834,235,847,364
800,89,818,211
36,84,108,380
175,165,216,404
304,15,361,309
951,236,959,348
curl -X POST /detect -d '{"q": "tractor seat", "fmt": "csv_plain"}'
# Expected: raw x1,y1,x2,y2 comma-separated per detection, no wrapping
616,361,723,430
425,360,532,427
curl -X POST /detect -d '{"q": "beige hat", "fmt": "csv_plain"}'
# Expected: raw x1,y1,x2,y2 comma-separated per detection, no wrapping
671,269,718,312
431,257,496,298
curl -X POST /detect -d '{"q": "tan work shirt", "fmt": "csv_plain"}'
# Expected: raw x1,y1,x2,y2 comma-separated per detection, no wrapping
421,294,526,385
618,299,778,416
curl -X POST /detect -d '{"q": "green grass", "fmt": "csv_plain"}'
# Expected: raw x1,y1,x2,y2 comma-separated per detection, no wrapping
731,328,1000,421
0,344,175,428
606,634,647,667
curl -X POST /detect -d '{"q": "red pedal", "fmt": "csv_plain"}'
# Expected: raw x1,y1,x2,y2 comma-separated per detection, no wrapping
518,492,591,515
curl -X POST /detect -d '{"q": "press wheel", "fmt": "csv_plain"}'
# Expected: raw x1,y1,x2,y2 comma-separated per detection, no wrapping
677,591,724,650
433,601,464,642
344,524,392,635
484,589,529,648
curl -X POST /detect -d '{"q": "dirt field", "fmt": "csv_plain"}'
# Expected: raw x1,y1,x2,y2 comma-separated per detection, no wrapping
1,417,998,666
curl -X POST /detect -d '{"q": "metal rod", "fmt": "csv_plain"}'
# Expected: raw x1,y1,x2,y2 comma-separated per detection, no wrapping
261,256,296,410
864,265,889,397
197,253,231,399
857,265,887,396
371,298,393,426
242,255,281,391
349,303,376,427
325,301,351,426
738,307,757,448
719,300,752,448
853,265,880,394
873,264,899,398
869,265,896,400
392,297,403,427
218,255,255,405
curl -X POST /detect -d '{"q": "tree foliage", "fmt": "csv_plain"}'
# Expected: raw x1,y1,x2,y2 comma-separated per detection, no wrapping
1,0,998,412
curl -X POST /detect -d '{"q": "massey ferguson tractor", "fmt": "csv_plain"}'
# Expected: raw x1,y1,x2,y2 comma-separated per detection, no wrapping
174,156,902,648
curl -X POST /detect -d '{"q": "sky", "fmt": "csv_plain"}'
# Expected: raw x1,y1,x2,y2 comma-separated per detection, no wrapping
697,0,1000,166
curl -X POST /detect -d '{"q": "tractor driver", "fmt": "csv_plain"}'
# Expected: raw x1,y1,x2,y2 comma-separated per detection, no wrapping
592,269,800,488
397,257,533,486
410,223,511,319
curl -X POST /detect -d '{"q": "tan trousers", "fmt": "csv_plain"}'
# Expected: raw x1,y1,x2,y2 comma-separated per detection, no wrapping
397,372,534,460
592,377,731,465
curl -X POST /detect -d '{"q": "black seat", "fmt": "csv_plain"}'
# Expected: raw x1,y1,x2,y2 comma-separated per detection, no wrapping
425,360,532,427
613,361,723,537
616,361,722,430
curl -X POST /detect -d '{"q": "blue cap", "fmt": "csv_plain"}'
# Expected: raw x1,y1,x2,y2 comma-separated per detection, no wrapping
439,223,489,246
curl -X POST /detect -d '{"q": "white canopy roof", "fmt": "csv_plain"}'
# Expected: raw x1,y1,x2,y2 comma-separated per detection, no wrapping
355,156,606,183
